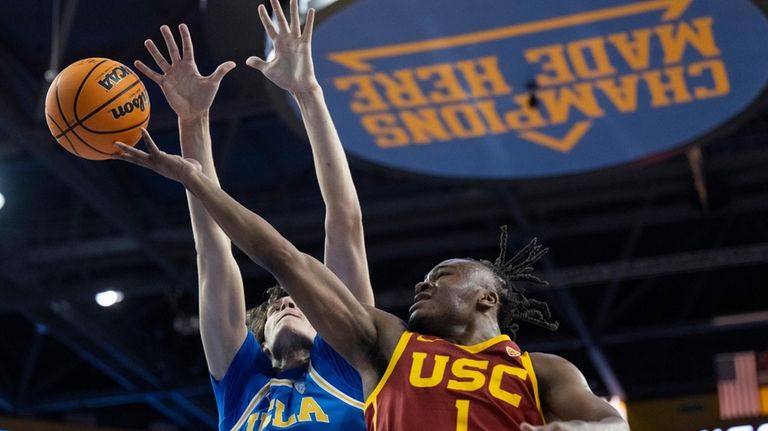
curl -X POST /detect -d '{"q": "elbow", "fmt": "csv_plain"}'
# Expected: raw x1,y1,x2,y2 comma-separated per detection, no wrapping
325,202,363,238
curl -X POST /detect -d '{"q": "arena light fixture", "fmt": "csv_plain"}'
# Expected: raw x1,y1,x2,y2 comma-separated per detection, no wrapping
0,192,5,211
95,290,124,307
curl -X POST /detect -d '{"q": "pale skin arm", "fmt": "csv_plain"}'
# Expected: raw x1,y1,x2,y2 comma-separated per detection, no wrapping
112,131,401,383
247,0,373,305
522,353,629,431
133,24,241,380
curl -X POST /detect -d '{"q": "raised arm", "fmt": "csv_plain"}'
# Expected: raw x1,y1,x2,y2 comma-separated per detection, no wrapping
523,353,629,431
246,0,373,305
133,25,240,379
112,131,393,376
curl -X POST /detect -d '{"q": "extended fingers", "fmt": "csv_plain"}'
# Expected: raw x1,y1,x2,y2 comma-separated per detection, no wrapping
271,0,290,33
289,0,300,34
209,61,237,83
258,4,279,39
133,60,163,84
139,128,161,154
179,23,195,61
160,25,181,63
112,141,150,166
144,39,171,72
302,8,315,42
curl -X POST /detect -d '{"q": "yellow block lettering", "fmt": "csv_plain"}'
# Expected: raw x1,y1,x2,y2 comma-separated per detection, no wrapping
410,352,449,387
455,56,512,98
298,397,330,423
401,108,452,144
272,400,297,428
537,83,605,125
447,358,488,391
488,364,527,407
245,412,259,431
440,104,487,138
361,113,410,148
334,75,389,113
567,36,616,79
688,59,730,100
373,70,429,108
642,66,693,107
416,63,469,104
258,412,271,431
524,44,575,86
505,94,548,130
595,75,640,113
608,29,652,70
655,17,721,65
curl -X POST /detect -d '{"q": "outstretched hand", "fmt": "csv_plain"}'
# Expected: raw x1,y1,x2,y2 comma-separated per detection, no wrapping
246,0,319,95
112,128,201,182
135,24,235,120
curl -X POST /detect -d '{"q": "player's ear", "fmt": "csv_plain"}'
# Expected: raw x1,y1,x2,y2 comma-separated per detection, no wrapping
262,344,273,360
478,288,499,311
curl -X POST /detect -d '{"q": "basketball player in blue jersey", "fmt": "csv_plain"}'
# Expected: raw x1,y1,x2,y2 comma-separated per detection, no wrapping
131,0,371,429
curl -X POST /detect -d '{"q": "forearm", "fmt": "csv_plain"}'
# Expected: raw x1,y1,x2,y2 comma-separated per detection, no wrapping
294,86,374,305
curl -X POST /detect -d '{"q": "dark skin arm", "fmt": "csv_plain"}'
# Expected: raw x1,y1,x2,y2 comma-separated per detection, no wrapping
523,353,629,430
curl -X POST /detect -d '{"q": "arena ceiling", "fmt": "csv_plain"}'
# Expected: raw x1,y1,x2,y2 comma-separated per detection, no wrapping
1,0,767,429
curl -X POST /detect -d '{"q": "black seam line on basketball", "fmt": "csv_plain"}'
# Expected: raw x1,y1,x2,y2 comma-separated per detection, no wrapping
47,113,80,155
54,78,142,139
72,59,109,124
68,123,112,156
54,75,74,130
78,112,150,134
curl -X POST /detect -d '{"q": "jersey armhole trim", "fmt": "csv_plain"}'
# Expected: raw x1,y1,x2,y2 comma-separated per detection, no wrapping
521,352,546,425
364,330,412,410
229,380,271,431
308,363,364,410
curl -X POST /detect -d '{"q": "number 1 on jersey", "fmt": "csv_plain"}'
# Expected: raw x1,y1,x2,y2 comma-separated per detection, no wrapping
455,399,470,431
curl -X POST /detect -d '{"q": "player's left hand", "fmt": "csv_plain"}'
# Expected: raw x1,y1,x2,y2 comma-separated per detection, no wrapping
112,128,202,182
246,0,319,95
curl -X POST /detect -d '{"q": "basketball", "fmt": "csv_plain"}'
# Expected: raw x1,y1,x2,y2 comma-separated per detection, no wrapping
44,58,150,160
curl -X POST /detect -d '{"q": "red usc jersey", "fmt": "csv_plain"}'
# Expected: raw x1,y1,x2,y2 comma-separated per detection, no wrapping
365,331,545,431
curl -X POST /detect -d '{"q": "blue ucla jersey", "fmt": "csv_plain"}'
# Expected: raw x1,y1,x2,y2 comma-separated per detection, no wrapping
211,332,365,431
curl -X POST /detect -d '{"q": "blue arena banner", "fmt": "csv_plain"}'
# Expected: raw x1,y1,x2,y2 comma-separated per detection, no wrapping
309,0,768,178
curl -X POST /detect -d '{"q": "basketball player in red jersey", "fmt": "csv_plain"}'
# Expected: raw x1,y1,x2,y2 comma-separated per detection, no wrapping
113,22,627,431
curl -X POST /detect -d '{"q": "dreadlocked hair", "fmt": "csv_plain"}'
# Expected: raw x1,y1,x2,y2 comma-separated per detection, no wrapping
246,284,289,343
477,226,559,340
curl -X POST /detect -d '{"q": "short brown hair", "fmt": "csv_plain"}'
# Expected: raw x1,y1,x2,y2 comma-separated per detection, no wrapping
246,285,289,343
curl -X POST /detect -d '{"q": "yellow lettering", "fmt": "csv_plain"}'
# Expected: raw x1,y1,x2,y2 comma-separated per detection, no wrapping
537,83,605,125
688,59,730,100
455,399,470,431
642,66,693,107
594,75,640,113
567,36,616,79
272,400,297,427
440,104,486,138
608,29,652,70
410,352,449,387
488,364,527,407
298,397,330,423
259,411,271,431
361,114,409,148
524,44,575,86
334,75,389,113
655,17,721,65
246,413,259,431
401,108,452,144
505,94,547,130
455,56,512,98
374,70,429,108
447,358,488,391
416,63,469,104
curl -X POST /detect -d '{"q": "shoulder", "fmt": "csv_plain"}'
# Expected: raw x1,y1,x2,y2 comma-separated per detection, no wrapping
529,352,588,392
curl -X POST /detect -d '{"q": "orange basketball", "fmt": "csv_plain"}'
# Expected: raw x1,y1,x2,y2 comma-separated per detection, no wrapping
44,58,150,160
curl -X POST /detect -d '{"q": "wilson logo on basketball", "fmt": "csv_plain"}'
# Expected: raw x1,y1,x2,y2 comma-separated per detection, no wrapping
97,65,134,91
110,91,148,119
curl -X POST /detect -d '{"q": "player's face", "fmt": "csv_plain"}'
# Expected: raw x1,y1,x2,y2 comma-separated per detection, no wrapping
263,296,316,349
408,258,496,336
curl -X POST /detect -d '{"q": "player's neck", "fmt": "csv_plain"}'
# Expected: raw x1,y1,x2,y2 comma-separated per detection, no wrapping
442,317,501,346
272,347,311,372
